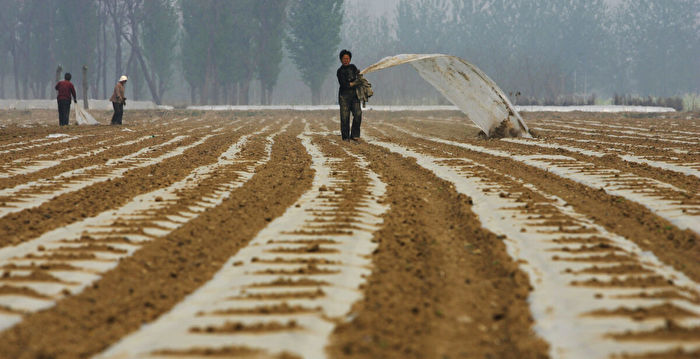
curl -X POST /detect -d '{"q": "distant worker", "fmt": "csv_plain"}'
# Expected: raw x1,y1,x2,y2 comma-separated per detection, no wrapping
55,73,77,126
109,75,127,125
337,49,362,141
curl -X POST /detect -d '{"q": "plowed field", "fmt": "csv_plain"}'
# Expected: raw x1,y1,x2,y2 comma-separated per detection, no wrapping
0,109,698,359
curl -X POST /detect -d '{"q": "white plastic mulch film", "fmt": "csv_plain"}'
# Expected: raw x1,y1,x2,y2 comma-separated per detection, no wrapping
74,105,99,125
361,54,531,138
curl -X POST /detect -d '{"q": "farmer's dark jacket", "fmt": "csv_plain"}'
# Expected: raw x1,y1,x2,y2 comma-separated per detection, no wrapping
337,64,360,97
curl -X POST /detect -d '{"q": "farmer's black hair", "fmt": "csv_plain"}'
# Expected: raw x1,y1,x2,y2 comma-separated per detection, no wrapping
64,73,72,81
339,49,352,61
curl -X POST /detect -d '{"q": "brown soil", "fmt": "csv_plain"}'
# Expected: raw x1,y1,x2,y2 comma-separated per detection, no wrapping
0,109,697,359
372,122,700,284
586,303,698,320
151,346,263,357
614,290,700,303
0,285,50,299
152,347,302,359
0,119,313,359
324,132,549,358
570,275,672,288
202,303,320,316
0,126,175,190
190,320,299,333
613,348,700,359
230,288,326,301
389,112,700,193
572,264,652,275
0,122,259,247
609,320,700,341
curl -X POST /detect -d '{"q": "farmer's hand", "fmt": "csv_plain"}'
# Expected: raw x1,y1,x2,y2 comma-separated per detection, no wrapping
74,99,77,104
123,100,126,107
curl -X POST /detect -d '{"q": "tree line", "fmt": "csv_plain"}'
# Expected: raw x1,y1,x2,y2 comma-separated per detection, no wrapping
0,0,345,105
0,0,696,106
346,0,698,104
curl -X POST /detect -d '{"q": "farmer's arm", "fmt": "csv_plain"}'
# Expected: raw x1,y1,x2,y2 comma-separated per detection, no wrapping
348,65,360,87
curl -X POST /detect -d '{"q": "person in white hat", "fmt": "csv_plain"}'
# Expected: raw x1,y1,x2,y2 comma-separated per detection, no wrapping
109,75,128,125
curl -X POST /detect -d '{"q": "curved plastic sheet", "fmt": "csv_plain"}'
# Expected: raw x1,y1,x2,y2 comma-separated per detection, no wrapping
74,105,99,125
362,54,530,138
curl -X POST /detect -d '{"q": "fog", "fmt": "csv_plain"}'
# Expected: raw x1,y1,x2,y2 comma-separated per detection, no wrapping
0,0,697,108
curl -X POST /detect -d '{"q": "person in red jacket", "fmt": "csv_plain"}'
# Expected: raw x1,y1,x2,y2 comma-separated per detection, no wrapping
55,73,77,126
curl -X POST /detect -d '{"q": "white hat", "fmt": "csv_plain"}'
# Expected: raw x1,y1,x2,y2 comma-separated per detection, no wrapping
119,75,128,82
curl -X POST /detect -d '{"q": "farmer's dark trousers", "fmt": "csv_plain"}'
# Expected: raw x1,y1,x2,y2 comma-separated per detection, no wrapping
111,102,123,125
339,95,362,140
57,99,71,126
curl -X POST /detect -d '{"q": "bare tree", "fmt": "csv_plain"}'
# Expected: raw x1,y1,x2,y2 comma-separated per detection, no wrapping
121,0,162,104
105,0,126,84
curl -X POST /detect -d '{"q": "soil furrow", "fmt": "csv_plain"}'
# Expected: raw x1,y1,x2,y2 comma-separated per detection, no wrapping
326,133,549,359
0,124,279,333
364,133,700,358
0,130,187,190
0,123,199,184
0,109,696,359
94,127,387,359
502,138,700,180
393,119,700,194
0,119,312,359
371,124,700,283
0,115,190,165
383,124,700,229
0,131,193,197
0,121,256,248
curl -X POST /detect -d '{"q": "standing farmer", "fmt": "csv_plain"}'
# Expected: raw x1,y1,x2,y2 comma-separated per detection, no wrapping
336,49,362,141
55,73,77,126
109,75,127,125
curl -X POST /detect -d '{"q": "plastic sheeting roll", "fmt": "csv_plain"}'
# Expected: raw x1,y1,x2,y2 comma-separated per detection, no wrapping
74,105,99,125
362,54,531,138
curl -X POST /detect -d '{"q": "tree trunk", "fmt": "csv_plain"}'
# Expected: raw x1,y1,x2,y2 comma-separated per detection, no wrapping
102,18,108,98
126,31,162,105
93,20,102,99
266,86,273,105
222,84,229,105
22,72,28,100
240,77,250,105
201,34,214,106
82,65,89,109
202,65,211,105
126,50,138,100
55,65,62,83
212,82,219,105
232,82,239,105
311,85,321,106
260,80,266,105
12,48,19,99
200,77,208,105
158,77,165,102
189,85,196,105
114,21,122,82
92,47,100,99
